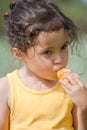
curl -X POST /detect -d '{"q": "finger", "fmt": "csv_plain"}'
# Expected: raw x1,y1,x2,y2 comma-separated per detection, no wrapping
63,73,83,89
59,78,72,92
72,73,84,88
63,73,78,88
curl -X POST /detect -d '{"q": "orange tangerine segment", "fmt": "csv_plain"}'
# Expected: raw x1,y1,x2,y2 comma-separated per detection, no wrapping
57,68,70,79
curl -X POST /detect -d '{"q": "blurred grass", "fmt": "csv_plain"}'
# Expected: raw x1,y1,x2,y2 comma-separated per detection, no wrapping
67,34,87,87
54,1,87,31
0,36,23,77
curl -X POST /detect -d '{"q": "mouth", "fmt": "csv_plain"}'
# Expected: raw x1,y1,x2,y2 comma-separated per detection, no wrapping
55,67,64,72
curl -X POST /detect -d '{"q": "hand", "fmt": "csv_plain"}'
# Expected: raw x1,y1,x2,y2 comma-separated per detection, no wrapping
59,72,87,110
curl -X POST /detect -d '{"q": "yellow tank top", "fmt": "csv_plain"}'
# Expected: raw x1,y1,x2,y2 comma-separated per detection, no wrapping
7,70,74,130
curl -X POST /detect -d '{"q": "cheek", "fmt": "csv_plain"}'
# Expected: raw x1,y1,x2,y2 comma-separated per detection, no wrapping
34,55,53,72
38,57,53,69
62,51,68,64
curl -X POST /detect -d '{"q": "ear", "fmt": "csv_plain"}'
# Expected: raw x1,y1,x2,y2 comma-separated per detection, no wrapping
12,48,25,61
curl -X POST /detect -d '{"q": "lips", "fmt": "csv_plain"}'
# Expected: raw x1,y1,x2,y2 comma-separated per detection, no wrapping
55,67,64,72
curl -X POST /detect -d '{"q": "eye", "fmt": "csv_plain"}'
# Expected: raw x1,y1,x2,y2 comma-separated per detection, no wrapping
61,44,68,50
44,50,53,55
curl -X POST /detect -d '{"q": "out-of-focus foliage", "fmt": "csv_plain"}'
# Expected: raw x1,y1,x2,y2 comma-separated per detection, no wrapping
0,0,87,35
53,0,87,32
0,0,11,35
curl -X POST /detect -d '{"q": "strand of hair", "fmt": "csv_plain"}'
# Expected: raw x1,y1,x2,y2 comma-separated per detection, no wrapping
9,1,16,10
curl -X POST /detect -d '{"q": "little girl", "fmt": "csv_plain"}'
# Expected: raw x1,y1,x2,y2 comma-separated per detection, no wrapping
0,0,87,130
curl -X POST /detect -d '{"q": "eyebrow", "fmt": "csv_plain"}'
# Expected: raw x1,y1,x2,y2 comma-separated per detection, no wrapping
45,40,69,49
62,41,69,45
39,40,69,53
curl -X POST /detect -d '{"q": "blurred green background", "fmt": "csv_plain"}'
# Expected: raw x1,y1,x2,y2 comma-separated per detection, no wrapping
0,0,87,87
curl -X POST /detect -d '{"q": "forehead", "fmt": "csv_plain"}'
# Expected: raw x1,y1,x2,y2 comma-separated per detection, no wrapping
35,28,69,49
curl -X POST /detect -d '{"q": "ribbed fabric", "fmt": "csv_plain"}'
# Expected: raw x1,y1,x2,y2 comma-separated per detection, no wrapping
7,70,74,130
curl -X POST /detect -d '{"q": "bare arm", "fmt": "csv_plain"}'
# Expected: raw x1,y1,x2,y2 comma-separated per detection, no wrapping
59,72,87,130
72,103,87,130
0,77,10,130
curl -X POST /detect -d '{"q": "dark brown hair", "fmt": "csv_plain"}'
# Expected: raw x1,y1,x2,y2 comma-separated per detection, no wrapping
4,0,78,52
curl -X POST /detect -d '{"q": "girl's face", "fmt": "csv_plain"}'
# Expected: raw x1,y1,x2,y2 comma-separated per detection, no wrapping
23,28,69,80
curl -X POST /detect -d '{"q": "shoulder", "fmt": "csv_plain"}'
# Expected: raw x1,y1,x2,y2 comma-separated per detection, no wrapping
0,76,9,91
0,76,10,106
0,76,10,129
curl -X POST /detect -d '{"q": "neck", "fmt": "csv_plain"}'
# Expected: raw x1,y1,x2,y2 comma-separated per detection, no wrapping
18,66,57,90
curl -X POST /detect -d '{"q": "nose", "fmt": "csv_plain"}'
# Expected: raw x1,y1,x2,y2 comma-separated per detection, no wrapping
54,52,63,64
